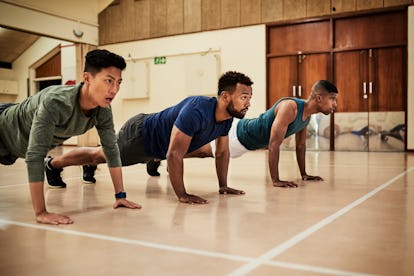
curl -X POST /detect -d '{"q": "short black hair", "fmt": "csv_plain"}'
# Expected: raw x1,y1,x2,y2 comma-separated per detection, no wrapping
218,71,253,96
84,49,126,75
313,80,338,94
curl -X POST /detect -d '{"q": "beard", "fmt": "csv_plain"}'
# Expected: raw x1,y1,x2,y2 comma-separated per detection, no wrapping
227,100,247,119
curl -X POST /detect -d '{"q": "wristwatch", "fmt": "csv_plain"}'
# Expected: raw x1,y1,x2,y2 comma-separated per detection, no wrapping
115,191,127,199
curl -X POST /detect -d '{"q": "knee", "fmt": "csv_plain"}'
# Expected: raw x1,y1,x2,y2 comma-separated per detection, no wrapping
89,148,106,164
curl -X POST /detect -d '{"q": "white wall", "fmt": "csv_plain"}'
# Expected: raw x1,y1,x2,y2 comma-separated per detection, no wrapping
408,5,414,150
60,43,77,85
102,25,267,132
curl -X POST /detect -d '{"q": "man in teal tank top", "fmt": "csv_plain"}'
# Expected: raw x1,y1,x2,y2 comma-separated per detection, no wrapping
182,80,338,188
0,49,141,225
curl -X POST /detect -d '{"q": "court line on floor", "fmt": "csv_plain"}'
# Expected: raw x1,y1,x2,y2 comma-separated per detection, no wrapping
229,166,414,276
0,218,375,276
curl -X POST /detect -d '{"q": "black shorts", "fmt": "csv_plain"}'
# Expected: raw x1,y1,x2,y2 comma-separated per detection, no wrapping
117,113,153,166
0,103,18,165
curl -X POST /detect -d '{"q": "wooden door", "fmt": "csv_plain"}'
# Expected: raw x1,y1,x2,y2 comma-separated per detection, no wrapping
333,50,369,112
299,53,331,99
369,47,405,112
267,56,298,108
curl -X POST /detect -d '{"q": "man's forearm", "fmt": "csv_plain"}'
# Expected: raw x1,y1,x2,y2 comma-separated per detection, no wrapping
167,154,186,197
268,146,281,182
215,153,229,188
29,181,46,216
108,167,124,194
295,145,306,176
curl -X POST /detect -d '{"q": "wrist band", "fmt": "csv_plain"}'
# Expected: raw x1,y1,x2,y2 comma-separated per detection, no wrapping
115,191,126,199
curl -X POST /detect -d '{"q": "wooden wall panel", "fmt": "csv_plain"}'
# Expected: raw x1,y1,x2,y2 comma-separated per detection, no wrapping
241,0,261,25
99,3,123,44
261,0,283,23
134,0,150,40
334,11,407,50
150,0,167,37
98,0,411,44
201,0,221,30
356,0,383,11
384,0,413,7
331,0,356,13
221,0,240,28
268,20,330,54
284,0,306,20
184,0,201,33
167,0,184,35
36,52,61,78
307,0,331,17
120,0,136,42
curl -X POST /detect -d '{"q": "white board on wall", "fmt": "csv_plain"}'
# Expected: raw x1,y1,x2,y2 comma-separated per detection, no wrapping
184,51,220,96
120,60,149,99
120,49,220,100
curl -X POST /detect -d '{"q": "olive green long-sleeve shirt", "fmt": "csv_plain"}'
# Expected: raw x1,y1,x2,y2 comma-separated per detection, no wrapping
0,84,121,182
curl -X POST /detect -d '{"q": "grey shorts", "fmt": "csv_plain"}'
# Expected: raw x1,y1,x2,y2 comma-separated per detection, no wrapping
0,103,18,165
117,113,152,166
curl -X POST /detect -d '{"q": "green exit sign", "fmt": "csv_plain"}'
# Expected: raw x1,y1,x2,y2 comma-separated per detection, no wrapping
154,56,166,65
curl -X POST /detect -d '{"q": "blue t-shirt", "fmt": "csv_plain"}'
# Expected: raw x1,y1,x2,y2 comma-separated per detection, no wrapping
237,97,310,150
142,96,233,159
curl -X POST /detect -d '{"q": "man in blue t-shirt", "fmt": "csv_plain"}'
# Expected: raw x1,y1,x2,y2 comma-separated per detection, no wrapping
46,71,254,204
183,80,338,188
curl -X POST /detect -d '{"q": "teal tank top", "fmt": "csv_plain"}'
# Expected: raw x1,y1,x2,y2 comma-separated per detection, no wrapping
236,97,311,150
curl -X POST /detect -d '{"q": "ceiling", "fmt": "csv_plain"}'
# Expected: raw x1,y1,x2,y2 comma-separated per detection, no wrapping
0,27,39,68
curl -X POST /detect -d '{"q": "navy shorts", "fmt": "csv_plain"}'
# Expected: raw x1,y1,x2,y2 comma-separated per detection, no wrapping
117,113,153,166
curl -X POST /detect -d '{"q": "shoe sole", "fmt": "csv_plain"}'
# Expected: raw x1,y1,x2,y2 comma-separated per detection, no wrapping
47,184,66,189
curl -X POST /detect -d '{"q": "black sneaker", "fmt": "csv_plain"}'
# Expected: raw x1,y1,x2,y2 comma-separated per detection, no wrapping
44,156,66,189
146,160,161,176
81,165,97,184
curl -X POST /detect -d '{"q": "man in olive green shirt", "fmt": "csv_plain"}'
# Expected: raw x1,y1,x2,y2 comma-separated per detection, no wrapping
0,49,141,225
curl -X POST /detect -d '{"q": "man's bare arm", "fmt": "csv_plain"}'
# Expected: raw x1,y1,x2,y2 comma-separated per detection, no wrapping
167,126,208,204
215,136,244,195
268,101,298,188
295,128,323,181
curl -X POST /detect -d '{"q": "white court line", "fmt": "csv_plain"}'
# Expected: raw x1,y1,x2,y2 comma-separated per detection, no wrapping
229,166,414,276
0,218,376,276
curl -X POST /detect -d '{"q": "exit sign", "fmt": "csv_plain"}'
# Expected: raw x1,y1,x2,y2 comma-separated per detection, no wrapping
154,56,166,65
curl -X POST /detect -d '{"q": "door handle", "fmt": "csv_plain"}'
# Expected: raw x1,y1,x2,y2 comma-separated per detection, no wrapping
369,82,373,94
363,82,368,99
292,85,296,97
298,85,302,97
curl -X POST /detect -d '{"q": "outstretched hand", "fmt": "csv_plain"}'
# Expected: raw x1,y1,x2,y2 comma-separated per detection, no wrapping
302,174,324,181
273,180,298,188
113,198,142,209
178,193,208,204
36,211,74,225
219,186,245,195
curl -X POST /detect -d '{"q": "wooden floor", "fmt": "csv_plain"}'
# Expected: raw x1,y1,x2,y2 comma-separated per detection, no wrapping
0,146,413,276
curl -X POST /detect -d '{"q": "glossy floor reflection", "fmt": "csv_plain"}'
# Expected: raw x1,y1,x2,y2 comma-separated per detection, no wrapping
0,146,413,276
